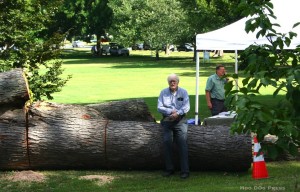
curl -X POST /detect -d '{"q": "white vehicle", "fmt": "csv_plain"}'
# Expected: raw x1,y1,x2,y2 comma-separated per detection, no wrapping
72,40,85,48
109,44,130,56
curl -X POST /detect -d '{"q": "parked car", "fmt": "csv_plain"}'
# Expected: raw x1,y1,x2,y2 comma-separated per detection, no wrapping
143,43,151,50
132,43,144,50
109,44,130,56
162,44,175,51
101,42,118,55
177,43,194,52
72,40,85,48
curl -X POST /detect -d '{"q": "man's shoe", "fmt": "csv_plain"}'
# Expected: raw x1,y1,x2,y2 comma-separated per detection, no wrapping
162,171,175,177
180,172,189,179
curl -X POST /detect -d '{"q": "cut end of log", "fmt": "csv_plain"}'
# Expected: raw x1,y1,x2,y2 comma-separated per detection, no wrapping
0,68,30,107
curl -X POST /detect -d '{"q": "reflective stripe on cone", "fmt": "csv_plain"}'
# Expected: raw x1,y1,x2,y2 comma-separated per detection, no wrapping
252,136,269,179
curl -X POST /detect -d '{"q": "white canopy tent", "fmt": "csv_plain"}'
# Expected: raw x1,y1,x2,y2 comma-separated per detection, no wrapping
194,0,300,124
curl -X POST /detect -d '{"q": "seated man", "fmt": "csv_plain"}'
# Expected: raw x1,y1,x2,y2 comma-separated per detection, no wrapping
157,74,190,179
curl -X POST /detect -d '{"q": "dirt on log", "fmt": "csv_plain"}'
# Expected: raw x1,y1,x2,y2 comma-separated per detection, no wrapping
0,101,252,171
86,99,156,122
0,69,30,108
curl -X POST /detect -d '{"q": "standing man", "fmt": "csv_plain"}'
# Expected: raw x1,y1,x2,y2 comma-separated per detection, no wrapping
205,64,228,116
157,74,190,179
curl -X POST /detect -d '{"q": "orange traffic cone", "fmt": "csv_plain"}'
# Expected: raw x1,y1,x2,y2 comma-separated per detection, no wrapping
252,136,269,179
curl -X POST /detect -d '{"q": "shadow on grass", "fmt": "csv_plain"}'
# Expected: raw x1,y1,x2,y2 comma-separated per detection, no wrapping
62,53,195,66
59,49,260,79
61,49,230,64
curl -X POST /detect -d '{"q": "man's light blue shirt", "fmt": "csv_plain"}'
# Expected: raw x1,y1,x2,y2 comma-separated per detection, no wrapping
157,87,190,116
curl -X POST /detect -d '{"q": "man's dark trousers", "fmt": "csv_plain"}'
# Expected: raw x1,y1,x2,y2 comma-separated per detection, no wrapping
161,117,189,174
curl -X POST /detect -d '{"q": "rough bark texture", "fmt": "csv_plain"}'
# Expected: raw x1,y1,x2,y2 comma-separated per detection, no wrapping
0,102,252,171
0,69,30,108
0,108,28,170
87,99,156,122
188,125,251,171
27,102,108,169
203,117,235,126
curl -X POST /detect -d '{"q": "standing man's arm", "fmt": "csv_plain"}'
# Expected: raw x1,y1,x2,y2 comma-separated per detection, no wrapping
205,76,213,110
205,90,212,109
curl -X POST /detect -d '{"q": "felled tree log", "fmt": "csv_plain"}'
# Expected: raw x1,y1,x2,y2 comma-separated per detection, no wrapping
0,108,28,169
0,68,30,108
87,99,156,122
0,101,252,171
28,102,108,169
188,125,251,171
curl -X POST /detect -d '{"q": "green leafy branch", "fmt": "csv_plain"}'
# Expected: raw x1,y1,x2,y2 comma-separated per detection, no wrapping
225,0,300,159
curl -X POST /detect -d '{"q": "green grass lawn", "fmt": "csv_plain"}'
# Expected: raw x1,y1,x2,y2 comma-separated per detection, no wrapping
50,49,284,120
1,49,296,192
0,161,299,192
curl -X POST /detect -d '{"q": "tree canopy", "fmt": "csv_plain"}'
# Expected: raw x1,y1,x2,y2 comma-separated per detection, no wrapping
180,0,242,42
0,0,71,101
44,0,242,47
107,0,242,47
108,0,190,49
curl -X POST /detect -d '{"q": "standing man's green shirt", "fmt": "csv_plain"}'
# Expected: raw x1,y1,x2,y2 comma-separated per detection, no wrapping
205,64,228,116
205,73,226,100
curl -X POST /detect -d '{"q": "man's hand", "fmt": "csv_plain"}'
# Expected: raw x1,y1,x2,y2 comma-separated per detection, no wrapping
171,110,179,120
207,102,212,109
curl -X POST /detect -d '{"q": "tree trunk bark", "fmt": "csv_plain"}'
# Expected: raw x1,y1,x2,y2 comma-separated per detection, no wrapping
0,108,28,170
86,99,156,122
0,102,252,171
188,125,252,171
0,69,30,108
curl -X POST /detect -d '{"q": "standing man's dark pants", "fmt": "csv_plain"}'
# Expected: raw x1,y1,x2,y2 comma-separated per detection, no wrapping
211,98,227,116
161,117,189,175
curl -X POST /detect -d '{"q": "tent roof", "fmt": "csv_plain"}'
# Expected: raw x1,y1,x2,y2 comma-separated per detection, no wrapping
196,0,300,50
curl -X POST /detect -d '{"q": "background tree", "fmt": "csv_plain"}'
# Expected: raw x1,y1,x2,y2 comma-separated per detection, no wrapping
225,0,300,159
0,0,71,101
45,0,88,41
86,0,112,54
178,0,242,43
48,0,112,55
108,0,190,60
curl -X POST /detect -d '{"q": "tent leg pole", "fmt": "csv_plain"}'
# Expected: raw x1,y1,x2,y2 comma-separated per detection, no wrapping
235,50,238,101
234,50,239,113
195,51,199,125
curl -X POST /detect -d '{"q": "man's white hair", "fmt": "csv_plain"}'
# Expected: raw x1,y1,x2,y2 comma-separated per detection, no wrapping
167,73,179,82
